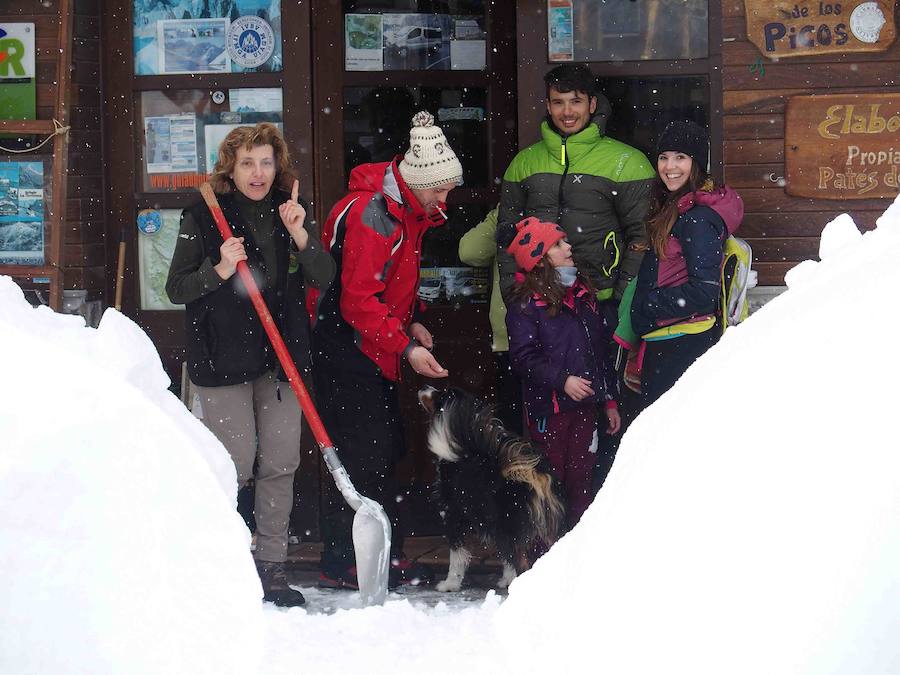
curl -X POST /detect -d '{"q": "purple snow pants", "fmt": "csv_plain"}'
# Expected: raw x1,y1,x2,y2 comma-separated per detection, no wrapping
528,403,600,530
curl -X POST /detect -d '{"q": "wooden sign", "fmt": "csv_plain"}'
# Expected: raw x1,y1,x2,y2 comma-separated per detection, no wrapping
785,93,900,199
745,0,896,58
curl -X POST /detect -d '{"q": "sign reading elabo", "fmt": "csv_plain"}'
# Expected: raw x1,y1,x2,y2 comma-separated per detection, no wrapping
785,93,900,199
744,0,895,58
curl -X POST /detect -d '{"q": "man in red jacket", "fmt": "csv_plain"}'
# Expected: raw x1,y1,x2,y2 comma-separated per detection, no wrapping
313,111,461,589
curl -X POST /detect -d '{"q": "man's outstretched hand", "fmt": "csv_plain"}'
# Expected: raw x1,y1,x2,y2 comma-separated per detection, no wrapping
407,345,448,378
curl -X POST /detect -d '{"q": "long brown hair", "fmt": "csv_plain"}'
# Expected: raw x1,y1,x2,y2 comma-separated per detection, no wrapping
209,123,297,194
646,160,707,258
511,259,595,317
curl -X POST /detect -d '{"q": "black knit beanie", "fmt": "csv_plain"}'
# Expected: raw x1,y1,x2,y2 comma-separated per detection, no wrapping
655,120,709,171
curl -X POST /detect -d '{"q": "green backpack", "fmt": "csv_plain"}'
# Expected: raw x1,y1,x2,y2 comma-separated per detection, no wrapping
721,235,752,330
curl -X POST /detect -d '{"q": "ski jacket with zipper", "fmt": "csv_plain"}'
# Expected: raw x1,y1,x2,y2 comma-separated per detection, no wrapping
498,119,654,301
171,189,331,388
630,184,744,339
314,159,445,382
506,280,617,419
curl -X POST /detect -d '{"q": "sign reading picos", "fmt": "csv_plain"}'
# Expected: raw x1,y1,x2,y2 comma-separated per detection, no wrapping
744,0,896,58
785,93,900,199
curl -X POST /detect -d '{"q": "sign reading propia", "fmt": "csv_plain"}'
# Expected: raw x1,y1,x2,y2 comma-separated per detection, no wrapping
0,24,36,79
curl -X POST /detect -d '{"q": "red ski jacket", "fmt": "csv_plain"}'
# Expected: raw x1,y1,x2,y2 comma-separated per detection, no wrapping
314,160,445,381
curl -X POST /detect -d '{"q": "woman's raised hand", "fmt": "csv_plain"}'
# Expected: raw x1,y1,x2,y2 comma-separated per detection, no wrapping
279,179,309,250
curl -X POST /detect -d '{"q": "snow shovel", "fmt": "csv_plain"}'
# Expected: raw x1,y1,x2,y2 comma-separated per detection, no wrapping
199,183,391,606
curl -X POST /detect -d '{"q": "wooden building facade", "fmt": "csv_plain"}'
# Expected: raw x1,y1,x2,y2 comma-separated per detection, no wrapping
2,0,898,538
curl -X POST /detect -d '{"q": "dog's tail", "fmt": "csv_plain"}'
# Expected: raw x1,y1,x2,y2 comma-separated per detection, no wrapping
500,440,565,545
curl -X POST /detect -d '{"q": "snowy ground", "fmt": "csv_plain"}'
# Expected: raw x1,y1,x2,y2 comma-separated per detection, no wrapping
2,196,900,675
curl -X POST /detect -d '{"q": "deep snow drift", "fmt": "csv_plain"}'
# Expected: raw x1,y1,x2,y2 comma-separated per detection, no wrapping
0,283,264,675
1,196,899,675
496,196,900,674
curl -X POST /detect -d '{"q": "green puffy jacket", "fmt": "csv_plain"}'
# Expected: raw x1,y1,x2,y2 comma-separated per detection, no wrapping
498,119,654,301
458,206,508,352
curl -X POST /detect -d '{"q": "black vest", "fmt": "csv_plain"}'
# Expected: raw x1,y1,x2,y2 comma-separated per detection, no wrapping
183,189,313,387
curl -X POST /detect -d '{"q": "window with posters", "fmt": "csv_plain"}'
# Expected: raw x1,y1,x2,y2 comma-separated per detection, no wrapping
134,88,284,310
137,88,284,193
343,0,486,71
317,1,517,308
132,0,283,75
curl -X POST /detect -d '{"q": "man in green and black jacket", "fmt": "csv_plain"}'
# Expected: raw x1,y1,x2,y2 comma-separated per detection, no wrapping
498,64,655,304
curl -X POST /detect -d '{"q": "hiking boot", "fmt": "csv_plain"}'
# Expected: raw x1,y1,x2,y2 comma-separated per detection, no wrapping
390,556,435,586
318,564,359,591
255,560,306,607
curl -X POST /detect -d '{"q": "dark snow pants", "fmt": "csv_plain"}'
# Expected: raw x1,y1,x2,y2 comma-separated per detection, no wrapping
640,328,720,408
313,360,407,571
494,350,524,435
528,403,599,530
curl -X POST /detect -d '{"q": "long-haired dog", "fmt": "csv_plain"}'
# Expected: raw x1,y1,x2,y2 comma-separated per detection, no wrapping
418,386,565,591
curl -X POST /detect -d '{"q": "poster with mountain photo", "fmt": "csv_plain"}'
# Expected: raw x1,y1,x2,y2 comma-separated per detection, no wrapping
0,161,45,266
158,19,230,74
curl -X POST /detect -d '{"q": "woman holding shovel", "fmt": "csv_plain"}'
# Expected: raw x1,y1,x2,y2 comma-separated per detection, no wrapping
166,122,334,607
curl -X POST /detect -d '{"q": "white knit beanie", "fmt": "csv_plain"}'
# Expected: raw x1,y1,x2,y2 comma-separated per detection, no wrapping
397,111,464,190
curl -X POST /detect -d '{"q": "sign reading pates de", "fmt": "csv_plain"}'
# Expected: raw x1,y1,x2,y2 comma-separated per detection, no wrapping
785,93,900,199
744,0,895,58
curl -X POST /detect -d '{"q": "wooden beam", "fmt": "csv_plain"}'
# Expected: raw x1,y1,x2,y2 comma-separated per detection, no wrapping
48,0,75,310
0,120,56,135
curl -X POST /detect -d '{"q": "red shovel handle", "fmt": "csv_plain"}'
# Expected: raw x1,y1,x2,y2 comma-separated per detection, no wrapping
199,183,333,449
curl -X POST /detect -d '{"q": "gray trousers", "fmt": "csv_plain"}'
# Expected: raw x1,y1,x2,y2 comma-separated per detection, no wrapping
195,371,302,562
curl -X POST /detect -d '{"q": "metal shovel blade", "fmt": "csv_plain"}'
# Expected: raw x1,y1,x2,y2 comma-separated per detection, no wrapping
322,446,392,606
352,495,392,606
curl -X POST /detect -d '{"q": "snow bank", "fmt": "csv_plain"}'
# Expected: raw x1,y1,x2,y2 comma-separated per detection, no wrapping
264,594,505,675
0,279,264,675
495,195,900,674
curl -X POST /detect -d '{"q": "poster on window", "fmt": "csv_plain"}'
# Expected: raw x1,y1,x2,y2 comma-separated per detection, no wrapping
450,16,485,70
157,19,230,74
133,0,283,75
138,209,183,310
548,0,574,61
345,14,384,71
0,161,45,266
144,113,198,174
382,14,452,71
229,87,283,113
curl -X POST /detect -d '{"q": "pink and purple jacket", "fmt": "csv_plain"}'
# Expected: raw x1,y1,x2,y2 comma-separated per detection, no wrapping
629,185,744,340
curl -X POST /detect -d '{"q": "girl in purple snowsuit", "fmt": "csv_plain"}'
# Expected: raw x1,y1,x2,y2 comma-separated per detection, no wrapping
505,216,621,529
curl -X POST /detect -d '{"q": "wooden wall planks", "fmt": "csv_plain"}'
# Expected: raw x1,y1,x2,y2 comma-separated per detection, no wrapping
721,1,900,284
2,0,106,297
